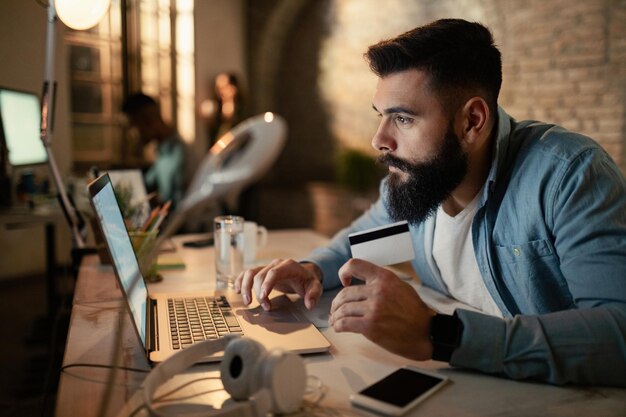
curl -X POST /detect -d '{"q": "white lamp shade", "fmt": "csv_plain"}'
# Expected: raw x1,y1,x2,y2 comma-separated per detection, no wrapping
181,113,287,212
55,0,111,30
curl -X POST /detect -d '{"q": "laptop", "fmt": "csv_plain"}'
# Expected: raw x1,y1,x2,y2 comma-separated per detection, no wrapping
88,173,330,363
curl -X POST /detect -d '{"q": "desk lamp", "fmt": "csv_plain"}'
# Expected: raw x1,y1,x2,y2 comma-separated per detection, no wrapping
157,112,288,242
39,0,111,249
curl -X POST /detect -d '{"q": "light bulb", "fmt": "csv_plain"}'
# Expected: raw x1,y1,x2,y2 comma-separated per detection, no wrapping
55,0,111,30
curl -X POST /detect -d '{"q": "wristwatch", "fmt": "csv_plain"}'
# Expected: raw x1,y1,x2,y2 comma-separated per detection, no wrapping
429,312,464,362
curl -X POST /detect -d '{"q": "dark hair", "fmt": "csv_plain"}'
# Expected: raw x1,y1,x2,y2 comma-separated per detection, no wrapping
121,92,158,115
213,72,241,102
220,73,239,89
365,19,502,117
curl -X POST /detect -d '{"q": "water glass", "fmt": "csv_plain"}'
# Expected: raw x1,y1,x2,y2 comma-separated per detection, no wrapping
214,215,244,288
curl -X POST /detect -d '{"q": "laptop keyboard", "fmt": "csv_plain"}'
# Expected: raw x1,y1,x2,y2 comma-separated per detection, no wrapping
167,295,244,350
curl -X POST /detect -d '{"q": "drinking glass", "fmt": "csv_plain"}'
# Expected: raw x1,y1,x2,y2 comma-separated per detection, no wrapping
214,215,244,288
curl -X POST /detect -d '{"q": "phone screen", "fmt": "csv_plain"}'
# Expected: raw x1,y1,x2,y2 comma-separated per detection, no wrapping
359,368,444,407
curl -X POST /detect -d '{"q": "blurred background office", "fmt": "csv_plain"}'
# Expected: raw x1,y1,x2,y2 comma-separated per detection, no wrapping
0,1,625,416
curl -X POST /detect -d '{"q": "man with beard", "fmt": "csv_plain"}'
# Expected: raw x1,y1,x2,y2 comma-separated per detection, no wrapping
235,19,626,386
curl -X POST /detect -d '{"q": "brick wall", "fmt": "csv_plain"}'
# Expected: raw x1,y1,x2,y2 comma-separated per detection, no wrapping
499,0,626,167
248,0,626,231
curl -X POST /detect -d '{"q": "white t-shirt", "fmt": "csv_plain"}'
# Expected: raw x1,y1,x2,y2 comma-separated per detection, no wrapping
432,194,503,318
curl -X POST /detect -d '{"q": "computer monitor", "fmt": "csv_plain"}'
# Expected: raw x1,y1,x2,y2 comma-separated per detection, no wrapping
0,87,47,167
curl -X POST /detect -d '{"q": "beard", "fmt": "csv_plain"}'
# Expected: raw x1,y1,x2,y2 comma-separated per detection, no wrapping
378,125,468,224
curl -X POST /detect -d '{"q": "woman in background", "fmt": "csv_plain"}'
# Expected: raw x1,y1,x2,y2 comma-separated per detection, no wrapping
204,72,245,146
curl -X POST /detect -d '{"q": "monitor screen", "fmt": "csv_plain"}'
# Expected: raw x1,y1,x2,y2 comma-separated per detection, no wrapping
0,88,47,166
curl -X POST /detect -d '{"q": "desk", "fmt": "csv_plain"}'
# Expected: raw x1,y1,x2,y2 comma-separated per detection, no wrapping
56,229,626,417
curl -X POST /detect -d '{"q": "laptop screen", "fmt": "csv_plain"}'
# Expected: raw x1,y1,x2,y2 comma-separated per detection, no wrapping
90,175,148,346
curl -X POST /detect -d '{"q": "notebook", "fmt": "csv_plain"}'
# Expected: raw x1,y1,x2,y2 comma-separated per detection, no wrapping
88,173,330,363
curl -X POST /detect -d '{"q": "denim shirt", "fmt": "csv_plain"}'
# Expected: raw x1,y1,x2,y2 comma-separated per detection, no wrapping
305,107,626,386
145,133,185,207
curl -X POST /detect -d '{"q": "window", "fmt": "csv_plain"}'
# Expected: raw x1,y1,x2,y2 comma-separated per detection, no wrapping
66,0,123,167
66,0,195,170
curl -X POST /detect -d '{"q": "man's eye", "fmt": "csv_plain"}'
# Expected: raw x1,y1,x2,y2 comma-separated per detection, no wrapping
395,115,413,125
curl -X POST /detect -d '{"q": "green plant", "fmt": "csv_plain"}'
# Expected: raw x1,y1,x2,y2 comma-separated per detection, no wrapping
113,182,140,227
336,148,385,192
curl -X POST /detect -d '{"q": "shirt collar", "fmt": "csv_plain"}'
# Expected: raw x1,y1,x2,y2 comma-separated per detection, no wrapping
483,106,514,198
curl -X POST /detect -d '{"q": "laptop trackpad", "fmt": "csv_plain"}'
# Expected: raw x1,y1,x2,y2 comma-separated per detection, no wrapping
231,293,331,354
237,295,307,332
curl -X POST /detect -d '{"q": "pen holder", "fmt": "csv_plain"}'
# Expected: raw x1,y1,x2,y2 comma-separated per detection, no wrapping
129,229,160,282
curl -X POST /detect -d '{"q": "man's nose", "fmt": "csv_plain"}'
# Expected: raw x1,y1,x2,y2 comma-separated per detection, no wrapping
372,119,397,152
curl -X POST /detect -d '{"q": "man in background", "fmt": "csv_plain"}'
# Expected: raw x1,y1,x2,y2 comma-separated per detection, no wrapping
122,93,186,208
236,19,626,386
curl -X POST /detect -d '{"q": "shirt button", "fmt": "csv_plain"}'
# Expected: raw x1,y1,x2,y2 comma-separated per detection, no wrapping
513,248,521,257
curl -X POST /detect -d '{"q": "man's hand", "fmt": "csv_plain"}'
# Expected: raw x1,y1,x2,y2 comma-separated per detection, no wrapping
234,259,323,311
329,258,436,360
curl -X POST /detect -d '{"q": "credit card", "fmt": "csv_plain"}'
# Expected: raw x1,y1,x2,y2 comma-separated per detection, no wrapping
348,220,415,266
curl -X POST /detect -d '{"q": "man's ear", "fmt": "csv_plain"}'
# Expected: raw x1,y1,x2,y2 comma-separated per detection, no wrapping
460,97,489,145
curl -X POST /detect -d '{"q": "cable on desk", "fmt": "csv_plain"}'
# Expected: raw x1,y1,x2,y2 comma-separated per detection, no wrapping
294,375,363,417
299,375,329,415
126,373,352,417
72,299,127,308
128,403,147,417
127,376,221,417
60,363,151,374
152,376,220,402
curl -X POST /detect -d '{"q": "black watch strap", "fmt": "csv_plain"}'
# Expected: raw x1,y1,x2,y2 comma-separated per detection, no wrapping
429,312,464,362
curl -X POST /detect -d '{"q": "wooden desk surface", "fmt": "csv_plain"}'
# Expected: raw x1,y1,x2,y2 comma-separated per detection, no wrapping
55,229,626,417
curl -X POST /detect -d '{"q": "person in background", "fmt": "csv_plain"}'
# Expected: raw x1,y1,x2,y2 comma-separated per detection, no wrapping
204,72,245,146
122,93,186,209
235,19,626,387
201,72,258,220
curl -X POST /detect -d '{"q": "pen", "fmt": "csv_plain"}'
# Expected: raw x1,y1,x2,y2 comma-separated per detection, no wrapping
149,200,171,232
142,207,160,232
133,192,157,208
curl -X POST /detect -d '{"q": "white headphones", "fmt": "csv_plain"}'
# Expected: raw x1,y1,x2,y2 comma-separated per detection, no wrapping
143,335,307,417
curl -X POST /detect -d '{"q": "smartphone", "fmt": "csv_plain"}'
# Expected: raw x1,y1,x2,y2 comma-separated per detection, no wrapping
350,366,449,416
182,237,214,248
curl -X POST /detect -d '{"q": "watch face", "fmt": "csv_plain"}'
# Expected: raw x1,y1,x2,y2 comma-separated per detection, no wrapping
430,314,463,362
431,314,462,342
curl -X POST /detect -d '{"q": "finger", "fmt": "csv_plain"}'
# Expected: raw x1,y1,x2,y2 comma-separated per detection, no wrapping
330,286,368,315
338,258,391,287
234,267,258,292
303,279,322,310
251,259,283,310
330,297,369,322
260,259,293,299
253,273,265,307
260,259,323,310
238,266,264,305
261,259,308,298
331,315,368,334
234,270,244,292
338,258,383,286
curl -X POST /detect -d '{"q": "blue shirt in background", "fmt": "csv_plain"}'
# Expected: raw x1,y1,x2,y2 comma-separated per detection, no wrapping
144,132,185,208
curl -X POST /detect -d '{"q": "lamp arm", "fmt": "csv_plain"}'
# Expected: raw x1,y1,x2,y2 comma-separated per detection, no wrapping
40,1,86,249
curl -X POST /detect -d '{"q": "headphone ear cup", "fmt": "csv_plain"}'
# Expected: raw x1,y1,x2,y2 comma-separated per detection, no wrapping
259,349,306,414
220,337,266,400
